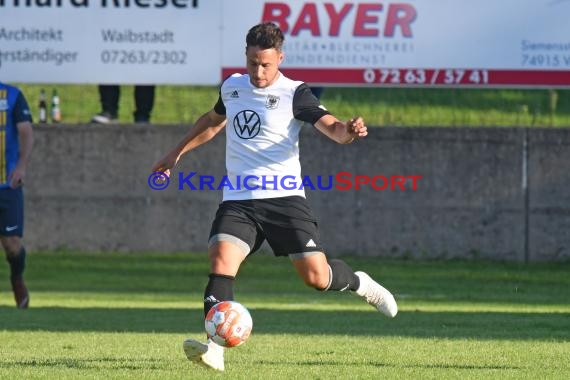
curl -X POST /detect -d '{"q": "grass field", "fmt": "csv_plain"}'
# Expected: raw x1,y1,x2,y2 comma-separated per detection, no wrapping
1,252,569,379
13,83,570,127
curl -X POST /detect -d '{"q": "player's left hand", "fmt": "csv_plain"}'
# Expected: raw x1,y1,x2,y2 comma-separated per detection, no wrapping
347,116,367,140
8,169,25,189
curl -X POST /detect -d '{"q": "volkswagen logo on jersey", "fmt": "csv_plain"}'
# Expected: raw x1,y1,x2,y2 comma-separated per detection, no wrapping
233,110,261,139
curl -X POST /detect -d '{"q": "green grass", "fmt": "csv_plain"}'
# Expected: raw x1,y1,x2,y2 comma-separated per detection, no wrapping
1,252,569,379
13,83,570,127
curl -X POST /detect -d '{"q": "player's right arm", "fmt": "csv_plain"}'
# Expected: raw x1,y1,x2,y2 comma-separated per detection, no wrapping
151,108,226,176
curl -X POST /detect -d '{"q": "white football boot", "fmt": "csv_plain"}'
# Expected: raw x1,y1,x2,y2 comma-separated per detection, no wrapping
183,338,225,371
354,271,398,317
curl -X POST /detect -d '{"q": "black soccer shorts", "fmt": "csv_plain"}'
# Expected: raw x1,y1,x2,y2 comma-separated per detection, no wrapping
208,195,324,258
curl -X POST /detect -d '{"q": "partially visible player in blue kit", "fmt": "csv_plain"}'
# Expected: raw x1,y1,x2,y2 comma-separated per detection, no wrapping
0,82,34,309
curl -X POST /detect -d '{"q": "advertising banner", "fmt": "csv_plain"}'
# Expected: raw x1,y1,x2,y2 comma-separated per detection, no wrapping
1,0,569,87
222,0,570,87
0,0,222,84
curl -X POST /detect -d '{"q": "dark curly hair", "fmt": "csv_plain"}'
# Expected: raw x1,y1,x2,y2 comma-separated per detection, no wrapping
246,22,284,51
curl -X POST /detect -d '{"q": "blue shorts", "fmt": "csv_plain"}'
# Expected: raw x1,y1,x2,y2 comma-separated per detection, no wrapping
0,187,24,237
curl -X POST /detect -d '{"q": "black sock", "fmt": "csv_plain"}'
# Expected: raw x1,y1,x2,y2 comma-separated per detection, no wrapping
6,247,26,281
203,273,235,317
326,259,360,292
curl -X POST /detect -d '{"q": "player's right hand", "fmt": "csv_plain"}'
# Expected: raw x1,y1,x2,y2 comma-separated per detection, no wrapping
151,152,178,179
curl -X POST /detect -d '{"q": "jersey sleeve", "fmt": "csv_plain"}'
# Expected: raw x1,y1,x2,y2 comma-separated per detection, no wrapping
292,83,330,125
214,73,238,116
13,91,33,124
213,90,226,116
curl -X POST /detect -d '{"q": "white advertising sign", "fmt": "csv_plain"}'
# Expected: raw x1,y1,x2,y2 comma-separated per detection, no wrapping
222,0,570,87
0,0,222,84
1,0,569,87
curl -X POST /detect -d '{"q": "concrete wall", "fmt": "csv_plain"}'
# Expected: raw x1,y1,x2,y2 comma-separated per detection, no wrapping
23,124,570,262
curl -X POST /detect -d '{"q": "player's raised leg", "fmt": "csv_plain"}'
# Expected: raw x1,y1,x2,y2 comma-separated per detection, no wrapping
354,271,398,317
291,253,397,317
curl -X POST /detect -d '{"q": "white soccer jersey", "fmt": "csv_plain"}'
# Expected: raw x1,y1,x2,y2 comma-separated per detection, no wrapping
214,72,329,201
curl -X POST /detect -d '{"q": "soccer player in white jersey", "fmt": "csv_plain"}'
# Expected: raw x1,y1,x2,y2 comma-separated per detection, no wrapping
151,22,398,372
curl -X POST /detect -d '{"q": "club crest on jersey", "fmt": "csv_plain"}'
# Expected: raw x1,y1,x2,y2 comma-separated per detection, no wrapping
266,95,280,109
233,110,261,139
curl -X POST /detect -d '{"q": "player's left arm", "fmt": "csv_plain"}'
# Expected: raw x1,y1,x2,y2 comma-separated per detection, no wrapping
293,83,367,144
314,114,367,144
10,92,34,189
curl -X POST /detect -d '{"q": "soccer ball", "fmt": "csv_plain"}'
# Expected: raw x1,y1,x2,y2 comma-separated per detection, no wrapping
205,301,253,348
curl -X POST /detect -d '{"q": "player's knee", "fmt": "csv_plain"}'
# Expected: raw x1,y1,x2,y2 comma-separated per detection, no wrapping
301,270,329,290
0,237,21,257
208,249,244,277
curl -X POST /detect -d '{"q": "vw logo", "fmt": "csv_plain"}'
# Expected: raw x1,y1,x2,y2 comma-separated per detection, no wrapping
233,110,261,139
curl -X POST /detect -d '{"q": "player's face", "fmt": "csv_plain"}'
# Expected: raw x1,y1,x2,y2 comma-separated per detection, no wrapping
245,46,283,88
